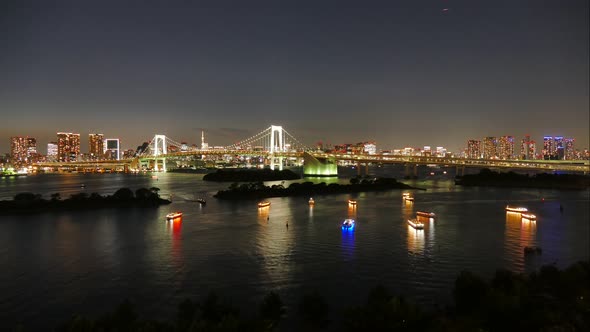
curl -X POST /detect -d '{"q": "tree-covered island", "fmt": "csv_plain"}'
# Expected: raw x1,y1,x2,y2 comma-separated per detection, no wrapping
214,177,420,200
455,168,590,190
203,169,301,182
0,187,171,216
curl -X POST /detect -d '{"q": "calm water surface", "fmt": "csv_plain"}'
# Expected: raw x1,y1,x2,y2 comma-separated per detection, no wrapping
0,169,588,329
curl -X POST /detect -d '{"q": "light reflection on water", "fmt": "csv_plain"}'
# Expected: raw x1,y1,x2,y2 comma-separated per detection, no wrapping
0,172,588,329
407,226,425,254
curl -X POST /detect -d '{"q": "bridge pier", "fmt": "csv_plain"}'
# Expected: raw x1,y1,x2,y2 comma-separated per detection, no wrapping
404,164,418,178
455,165,465,176
269,155,283,171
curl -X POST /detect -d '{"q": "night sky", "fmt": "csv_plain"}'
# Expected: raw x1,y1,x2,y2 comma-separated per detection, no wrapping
1,0,588,154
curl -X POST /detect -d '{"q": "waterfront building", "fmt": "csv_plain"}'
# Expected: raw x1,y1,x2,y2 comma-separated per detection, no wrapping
555,136,565,160
520,135,536,160
423,146,431,157
88,133,104,160
47,142,58,162
364,142,377,155
104,138,120,160
497,136,515,160
564,138,575,160
436,146,446,157
482,137,497,159
543,136,556,160
467,140,481,159
10,137,28,163
57,132,80,162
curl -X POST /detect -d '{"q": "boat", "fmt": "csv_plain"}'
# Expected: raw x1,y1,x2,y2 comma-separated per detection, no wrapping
348,199,357,205
402,192,411,198
416,211,435,218
521,213,536,221
342,218,355,230
258,201,271,208
506,206,528,213
408,219,424,230
405,197,414,202
196,198,206,205
308,197,315,205
166,212,183,220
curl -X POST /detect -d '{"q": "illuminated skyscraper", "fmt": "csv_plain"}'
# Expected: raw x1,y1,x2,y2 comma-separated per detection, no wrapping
482,137,497,159
88,133,104,159
364,142,377,155
10,136,28,163
520,135,536,160
57,132,81,162
564,138,575,160
47,142,58,162
497,136,514,159
542,136,555,160
555,136,565,160
467,140,481,159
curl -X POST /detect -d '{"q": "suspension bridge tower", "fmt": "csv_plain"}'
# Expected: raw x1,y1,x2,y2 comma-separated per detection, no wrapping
153,134,167,171
269,125,284,170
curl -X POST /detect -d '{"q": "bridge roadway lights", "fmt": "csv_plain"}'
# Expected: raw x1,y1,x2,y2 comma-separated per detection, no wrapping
303,152,337,177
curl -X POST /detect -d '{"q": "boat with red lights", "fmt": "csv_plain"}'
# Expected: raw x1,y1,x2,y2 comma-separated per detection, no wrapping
166,212,183,220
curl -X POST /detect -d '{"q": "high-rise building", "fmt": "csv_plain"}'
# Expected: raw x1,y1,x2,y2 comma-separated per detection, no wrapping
436,146,446,157
26,138,37,156
364,142,377,155
520,135,536,160
57,132,81,162
543,136,555,160
47,142,58,162
467,140,481,159
497,136,514,160
555,136,565,160
482,137,497,159
564,138,575,160
10,137,28,163
104,138,120,160
88,133,104,159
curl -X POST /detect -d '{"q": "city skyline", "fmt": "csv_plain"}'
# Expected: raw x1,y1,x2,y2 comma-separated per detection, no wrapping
1,1,588,153
4,129,586,158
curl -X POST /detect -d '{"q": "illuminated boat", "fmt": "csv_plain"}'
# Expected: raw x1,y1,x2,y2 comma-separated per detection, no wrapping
521,213,536,221
416,211,435,218
408,219,424,230
505,206,528,213
348,199,357,205
309,197,315,205
342,218,355,230
405,196,414,202
258,201,271,208
166,212,183,220
402,192,411,198
196,198,206,205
